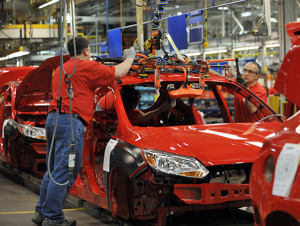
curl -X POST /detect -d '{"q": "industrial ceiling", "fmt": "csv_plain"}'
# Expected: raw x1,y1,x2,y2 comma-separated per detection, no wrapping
0,0,280,65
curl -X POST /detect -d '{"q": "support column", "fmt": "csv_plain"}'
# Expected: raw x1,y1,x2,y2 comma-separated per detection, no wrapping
96,20,99,55
69,0,77,37
136,0,144,51
221,8,225,37
278,0,297,62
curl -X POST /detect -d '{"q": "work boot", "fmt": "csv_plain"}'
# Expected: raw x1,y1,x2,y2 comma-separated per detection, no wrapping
32,211,44,225
42,219,76,226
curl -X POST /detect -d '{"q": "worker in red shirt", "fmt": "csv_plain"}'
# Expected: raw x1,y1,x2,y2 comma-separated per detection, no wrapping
32,37,135,226
234,62,267,123
99,86,176,125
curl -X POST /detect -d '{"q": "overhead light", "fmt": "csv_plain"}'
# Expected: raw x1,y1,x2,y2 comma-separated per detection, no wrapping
217,7,228,10
185,52,201,56
0,51,30,61
0,47,30,62
38,0,59,9
241,11,252,17
204,49,227,55
265,44,279,48
270,18,278,23
233,46,259,51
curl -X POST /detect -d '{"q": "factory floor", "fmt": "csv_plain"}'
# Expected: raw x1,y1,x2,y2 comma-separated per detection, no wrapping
0,169,253,226
0,172,122,226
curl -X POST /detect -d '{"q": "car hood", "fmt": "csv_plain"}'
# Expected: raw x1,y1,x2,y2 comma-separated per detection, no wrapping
0,66,36,86
15,55,70,111
126,122,282,166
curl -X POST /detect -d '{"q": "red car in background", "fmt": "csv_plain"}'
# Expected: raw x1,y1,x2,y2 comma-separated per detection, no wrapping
0,66,36,165
250,21,300,226
0,57,68,176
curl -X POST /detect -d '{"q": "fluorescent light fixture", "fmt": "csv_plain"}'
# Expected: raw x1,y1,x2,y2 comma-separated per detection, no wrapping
204,49,227,55
265,43,280,48
185,52,201,56
241,11,252,17
218,6,228,10
38,0,59,9
233,46,259,51
270,18,278,23
0,51,30,62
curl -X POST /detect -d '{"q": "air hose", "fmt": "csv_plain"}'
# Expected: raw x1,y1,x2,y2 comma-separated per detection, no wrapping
130,0,150,7
151,0,168,30
47,0,78,186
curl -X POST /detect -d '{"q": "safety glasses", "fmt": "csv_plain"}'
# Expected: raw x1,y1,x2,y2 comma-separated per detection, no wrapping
243,68,258,75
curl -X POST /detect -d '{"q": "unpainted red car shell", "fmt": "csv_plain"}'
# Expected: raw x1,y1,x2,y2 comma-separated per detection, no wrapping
250,112,300,226
0,56,285,225
0,57,68,174
0,66,36,161
250,21,300,226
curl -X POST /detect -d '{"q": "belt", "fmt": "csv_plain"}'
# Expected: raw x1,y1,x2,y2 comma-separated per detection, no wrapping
50,110,87,126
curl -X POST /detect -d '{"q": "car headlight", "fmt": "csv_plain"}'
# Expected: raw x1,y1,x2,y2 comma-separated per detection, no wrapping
143,149,209,179
264,155,274,183
19,124,46,140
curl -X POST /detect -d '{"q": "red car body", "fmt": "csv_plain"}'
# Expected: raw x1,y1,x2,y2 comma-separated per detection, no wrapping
250,21,300,226
67,58,282,225
0,66,36,166
0,57,68,176
0,55,283,225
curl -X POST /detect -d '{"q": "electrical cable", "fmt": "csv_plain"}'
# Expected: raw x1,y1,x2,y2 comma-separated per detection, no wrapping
47,0,78,186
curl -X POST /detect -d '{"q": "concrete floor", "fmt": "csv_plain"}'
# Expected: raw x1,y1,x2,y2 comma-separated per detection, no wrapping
0,171,254,226
0,173,122,226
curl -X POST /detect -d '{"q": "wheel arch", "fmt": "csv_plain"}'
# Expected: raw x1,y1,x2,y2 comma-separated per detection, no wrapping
104,140,148,213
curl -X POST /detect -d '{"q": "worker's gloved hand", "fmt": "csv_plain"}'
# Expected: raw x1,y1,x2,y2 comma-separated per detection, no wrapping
236,77,248,88
123,47,136,60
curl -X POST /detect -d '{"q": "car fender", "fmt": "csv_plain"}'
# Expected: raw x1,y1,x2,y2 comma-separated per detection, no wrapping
103,139,148,212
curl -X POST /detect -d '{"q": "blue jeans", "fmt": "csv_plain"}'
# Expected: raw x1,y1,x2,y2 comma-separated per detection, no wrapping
35,112,85,223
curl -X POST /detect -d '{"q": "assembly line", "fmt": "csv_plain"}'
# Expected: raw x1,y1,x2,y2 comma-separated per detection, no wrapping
0,0,299,226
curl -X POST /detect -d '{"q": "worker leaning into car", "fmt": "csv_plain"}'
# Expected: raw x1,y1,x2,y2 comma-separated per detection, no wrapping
32,37,135,226
98,86,176,124
235,62,267,122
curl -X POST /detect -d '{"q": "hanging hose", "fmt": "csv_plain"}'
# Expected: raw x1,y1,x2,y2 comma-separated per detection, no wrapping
47,0,78,186
130,0,150,7
151,0,168,30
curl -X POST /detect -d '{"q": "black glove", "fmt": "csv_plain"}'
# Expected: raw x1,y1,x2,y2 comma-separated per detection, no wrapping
236,77,248,88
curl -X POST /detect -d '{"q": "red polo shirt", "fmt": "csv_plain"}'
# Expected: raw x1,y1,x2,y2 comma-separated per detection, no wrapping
234,83,267,123
99,91,141,122
49,58,115,125
99,91,115,113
